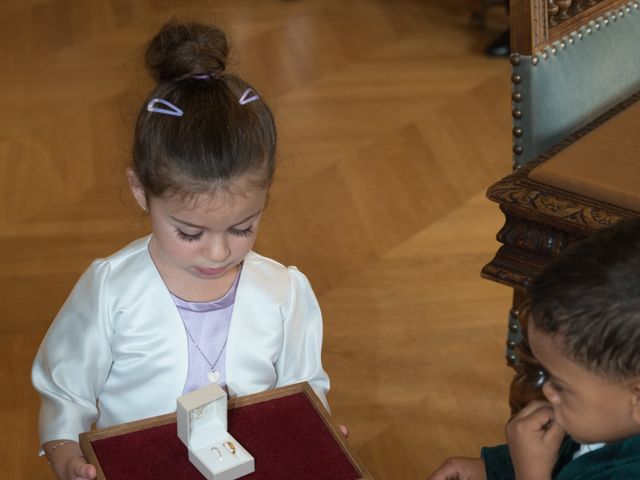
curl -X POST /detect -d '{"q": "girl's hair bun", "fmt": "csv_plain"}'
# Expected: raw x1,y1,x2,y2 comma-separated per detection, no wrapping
145,20,229,83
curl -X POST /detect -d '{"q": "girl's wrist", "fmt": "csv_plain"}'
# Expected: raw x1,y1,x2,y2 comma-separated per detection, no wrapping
44,440,77,464
43,440,84,480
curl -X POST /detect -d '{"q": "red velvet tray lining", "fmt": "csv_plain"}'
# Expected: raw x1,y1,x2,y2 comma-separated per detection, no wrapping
90,392,360,479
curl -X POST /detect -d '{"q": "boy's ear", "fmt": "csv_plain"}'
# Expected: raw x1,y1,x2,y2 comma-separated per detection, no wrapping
629,381,640,425
126,168,148,212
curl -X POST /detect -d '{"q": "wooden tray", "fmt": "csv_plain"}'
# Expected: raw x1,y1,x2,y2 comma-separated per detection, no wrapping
80,382,373,480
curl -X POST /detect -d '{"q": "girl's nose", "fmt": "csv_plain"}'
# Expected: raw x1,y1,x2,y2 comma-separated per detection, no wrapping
203,235,230,263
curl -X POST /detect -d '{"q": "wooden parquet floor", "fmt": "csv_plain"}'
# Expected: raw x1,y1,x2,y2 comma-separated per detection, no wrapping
1,1,515,478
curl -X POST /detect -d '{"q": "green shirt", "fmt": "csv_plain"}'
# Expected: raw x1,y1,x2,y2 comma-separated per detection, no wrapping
481,435,640,480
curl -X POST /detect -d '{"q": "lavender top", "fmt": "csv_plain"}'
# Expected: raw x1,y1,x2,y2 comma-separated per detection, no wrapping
171,270,241,394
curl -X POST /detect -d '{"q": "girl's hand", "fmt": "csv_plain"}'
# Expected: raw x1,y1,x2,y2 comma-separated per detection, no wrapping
44,440,97,480
505,400,565,480
66,455,97,480
428,457,486,480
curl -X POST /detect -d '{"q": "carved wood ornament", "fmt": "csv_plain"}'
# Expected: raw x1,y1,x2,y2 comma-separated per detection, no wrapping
510,0,636,54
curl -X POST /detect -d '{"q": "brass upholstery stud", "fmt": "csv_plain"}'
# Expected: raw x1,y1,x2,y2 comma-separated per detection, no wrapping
512,92,522,102
512,127,523,137
510,53,521,66
531,56,539,65
513,145,523,155
512,109,522,119
511,73,522,84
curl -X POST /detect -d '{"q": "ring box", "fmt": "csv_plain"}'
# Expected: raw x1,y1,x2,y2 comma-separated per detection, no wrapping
79,382,373,479
177,383,254,480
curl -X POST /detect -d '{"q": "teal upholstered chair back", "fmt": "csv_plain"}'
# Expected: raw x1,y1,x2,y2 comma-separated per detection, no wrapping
510,0,640,168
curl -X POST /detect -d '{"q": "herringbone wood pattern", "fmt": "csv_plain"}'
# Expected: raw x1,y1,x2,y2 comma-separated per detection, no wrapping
1,1,515,478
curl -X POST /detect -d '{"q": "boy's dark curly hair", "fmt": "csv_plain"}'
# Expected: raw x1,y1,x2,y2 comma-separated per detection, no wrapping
528,218,640,381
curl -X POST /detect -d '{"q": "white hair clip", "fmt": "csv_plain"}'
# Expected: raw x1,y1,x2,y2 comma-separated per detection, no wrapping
147,98,184,117
239,88,259,105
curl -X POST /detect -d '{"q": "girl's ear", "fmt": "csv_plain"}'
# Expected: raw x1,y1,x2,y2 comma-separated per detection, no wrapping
126,167,148,212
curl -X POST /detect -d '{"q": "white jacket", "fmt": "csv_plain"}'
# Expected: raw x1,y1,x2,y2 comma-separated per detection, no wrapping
32,236,329,444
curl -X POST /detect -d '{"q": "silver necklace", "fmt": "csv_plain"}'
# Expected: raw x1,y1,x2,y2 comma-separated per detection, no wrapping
184,326,228,384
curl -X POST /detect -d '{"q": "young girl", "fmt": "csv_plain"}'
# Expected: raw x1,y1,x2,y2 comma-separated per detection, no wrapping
32,20,329,480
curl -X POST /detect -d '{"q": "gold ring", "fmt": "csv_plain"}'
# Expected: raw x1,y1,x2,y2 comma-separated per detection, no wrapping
223,441,236,455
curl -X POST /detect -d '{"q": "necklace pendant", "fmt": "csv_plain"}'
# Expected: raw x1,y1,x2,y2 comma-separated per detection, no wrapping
207,370,220,384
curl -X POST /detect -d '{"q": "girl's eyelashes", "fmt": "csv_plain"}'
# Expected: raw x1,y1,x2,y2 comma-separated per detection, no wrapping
230,225,254,237
175,226,254,240
175,229,203,242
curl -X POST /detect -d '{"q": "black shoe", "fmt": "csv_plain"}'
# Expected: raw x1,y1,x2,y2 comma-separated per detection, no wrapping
484,29,510,57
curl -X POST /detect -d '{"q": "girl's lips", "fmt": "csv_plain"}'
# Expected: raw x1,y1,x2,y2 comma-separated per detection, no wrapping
195,266,227,276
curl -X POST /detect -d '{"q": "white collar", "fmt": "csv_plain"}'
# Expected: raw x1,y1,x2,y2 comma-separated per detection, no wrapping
572,442,605,460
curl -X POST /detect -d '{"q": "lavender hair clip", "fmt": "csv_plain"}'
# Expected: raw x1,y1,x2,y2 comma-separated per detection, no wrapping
147,98,184,117
239,88,259,105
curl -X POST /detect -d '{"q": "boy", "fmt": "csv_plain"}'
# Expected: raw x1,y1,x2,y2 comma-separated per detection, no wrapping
429,218,640,480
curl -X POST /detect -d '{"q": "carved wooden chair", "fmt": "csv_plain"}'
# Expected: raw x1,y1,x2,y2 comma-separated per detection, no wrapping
481,0,640,412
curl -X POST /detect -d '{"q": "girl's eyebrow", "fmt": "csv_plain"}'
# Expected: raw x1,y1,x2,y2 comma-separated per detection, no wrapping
170,209,262,229
230,210,262,228
170,216,204,229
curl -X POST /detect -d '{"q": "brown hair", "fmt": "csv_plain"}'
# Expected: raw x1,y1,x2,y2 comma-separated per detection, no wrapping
132,20,276,198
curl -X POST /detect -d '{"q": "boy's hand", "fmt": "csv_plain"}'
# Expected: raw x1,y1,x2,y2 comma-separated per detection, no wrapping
505,400,565,480
428,457,486,480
